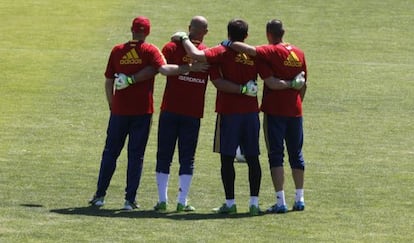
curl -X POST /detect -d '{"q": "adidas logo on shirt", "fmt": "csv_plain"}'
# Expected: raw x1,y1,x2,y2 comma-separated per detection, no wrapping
284,51,302,67
120,49,142,64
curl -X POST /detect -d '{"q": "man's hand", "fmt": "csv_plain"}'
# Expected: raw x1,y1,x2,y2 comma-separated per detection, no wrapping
220,40,232,47
240,80,258,97
290,71,306,90
114,73,134,90
171,32,189,42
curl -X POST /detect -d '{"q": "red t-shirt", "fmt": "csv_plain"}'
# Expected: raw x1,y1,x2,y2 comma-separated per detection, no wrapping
160,40,210,118
256,43,307,117
104,40,166,115
204,45,267,114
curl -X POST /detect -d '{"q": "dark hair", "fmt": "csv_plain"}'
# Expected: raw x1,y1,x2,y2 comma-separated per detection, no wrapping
227,19,248,42
266,19,284,38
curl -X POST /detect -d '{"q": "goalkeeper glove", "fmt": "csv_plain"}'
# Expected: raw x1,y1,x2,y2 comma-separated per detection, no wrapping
114,73,135,90
290,71,306,90
171,31,189,42
240,80,258,97
220,40,232,47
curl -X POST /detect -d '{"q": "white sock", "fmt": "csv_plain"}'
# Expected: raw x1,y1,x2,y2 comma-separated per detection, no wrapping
156,172,169,203
226,199,235,207
276,190,286,206
249,196,259,207
295,189,304,202
177,174,192,205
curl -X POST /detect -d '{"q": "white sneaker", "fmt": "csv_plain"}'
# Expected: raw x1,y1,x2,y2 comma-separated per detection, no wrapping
89,196,105,207
122,200,139,211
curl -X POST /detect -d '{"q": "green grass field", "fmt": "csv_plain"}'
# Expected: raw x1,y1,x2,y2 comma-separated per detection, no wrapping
1,0,413,242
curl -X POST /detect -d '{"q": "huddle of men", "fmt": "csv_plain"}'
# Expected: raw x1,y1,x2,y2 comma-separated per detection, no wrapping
89,15,307,216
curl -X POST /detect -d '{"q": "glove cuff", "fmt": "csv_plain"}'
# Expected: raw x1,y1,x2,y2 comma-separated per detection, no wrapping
240,84,247,94
180,35,189,41
128,75,135,84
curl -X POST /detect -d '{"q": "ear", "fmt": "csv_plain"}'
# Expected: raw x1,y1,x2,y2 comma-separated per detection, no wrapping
266,32,272,40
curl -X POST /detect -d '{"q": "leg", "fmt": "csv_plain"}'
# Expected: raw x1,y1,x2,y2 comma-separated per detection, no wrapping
292,169,304,190
285,116,305,190
95,114,128,198
246,156,261,197
241,113,262,208
220,154,235,200
270,166,284,192
155,112,178,204
177,115,200,207
285,117,306,210
125,114,152,203
264,114,287,192
264,114,288,212
213,114,239,213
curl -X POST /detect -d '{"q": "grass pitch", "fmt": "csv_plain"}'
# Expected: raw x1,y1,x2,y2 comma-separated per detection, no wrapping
0,0,413,242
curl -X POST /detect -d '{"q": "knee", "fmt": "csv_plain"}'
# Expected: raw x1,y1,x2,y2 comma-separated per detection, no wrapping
179,162,194,175
156,161,171,174
290,159,305,170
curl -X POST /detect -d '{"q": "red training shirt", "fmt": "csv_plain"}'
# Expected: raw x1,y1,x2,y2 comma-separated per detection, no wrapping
104,40,166,115
204,45,269,114
160,40,210,118
255,43,307,117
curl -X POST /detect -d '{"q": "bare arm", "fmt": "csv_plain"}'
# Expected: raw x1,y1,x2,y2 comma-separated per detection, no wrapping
299,83,307,101
158,62,209,76
229,42,257,57
105,78,114,110
131,66,158,82
181,39,208,62
211,78,243,94
262,76,291,90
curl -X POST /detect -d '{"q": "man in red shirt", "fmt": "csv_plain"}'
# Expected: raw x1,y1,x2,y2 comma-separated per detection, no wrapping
89,16,207,211
152,16,210,213
172,19,272,216
225,19,308,213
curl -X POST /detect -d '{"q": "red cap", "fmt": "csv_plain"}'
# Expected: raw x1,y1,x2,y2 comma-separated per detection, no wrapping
131,16,150,36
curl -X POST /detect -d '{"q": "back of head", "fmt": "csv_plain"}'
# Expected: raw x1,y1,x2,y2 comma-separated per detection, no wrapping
189,16,208,41
190,16,208,31
131,16,151,36
227,19,248,42
266,19,284,39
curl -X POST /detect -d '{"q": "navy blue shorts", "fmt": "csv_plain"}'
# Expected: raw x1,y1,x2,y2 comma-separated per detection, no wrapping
263,114,305,169
213,113,260,157
156,111,200,175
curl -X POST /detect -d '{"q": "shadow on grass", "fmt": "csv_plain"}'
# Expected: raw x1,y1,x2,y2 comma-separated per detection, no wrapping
49,206,266,220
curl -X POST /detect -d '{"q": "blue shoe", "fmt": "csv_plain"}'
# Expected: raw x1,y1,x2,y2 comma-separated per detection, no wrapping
267,204,288,214
292,201,305,211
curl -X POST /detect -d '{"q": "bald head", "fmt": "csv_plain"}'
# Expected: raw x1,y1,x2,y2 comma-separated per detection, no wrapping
190,16,208,29
188,16,208,42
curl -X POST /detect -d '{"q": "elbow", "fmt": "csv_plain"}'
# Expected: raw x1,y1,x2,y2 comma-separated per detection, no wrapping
158,67,169,76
